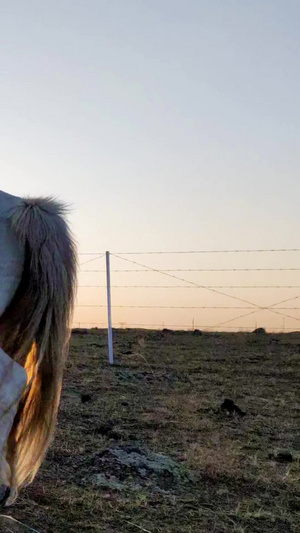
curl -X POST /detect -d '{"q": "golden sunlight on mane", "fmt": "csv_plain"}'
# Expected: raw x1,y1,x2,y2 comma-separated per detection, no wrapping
0,195,77,499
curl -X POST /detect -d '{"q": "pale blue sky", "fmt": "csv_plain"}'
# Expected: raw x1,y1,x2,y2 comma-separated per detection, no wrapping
1,1,299,329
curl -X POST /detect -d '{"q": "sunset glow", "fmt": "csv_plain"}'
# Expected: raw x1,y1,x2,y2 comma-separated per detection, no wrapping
1,1,299,331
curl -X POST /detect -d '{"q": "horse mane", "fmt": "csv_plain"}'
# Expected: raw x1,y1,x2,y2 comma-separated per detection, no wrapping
0,196,77,494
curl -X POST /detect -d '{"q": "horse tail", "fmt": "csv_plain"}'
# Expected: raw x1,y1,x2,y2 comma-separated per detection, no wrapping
0,197,77,491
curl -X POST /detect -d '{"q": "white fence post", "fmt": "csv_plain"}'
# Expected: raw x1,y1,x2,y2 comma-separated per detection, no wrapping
106,251,114,364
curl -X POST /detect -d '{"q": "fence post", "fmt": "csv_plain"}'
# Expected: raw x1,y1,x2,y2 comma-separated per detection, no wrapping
106,251,114,364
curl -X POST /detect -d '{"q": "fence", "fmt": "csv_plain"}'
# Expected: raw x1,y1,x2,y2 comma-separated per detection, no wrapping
74,248,300,336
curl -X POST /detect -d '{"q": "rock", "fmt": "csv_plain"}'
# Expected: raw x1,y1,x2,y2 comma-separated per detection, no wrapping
79,444,191,494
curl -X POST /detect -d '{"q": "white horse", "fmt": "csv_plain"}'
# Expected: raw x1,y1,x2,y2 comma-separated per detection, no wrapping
0,190,76,505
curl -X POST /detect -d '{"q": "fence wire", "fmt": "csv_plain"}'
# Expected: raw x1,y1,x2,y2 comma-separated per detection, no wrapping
74,249,300,332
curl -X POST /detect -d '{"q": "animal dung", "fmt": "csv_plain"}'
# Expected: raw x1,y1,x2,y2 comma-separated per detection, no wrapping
269,451,293,463
81,393,92,404
221,398,246,417
95,421,115,436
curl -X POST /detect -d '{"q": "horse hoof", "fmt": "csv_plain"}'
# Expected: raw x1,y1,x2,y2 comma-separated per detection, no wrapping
0,485,10,506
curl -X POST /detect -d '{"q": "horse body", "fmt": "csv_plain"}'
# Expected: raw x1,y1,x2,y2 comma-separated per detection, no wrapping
0,191,24,316
0,190,77,504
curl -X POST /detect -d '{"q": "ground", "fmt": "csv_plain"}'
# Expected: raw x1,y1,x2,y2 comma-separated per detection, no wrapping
5,329,300,532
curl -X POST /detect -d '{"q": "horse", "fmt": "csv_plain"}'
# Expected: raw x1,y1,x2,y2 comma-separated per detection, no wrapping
0,190,77,505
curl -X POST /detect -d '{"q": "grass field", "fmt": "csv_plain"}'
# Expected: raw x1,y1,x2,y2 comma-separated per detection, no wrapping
5,329,300,532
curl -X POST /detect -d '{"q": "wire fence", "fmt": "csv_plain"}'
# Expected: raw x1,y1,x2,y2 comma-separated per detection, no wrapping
73,249,300,332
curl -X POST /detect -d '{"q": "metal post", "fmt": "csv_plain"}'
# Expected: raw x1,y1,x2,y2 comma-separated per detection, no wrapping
106,251,114,364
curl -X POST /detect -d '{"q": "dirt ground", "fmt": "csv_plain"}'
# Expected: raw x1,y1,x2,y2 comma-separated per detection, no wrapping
5,329,300,532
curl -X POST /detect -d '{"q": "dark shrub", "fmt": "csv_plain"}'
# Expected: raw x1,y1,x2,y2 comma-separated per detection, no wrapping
253,327,266,335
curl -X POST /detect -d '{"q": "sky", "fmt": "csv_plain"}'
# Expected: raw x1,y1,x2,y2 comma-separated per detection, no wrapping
1,0,300,330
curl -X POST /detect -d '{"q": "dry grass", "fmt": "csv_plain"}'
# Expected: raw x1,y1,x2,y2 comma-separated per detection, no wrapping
4,329,300,532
